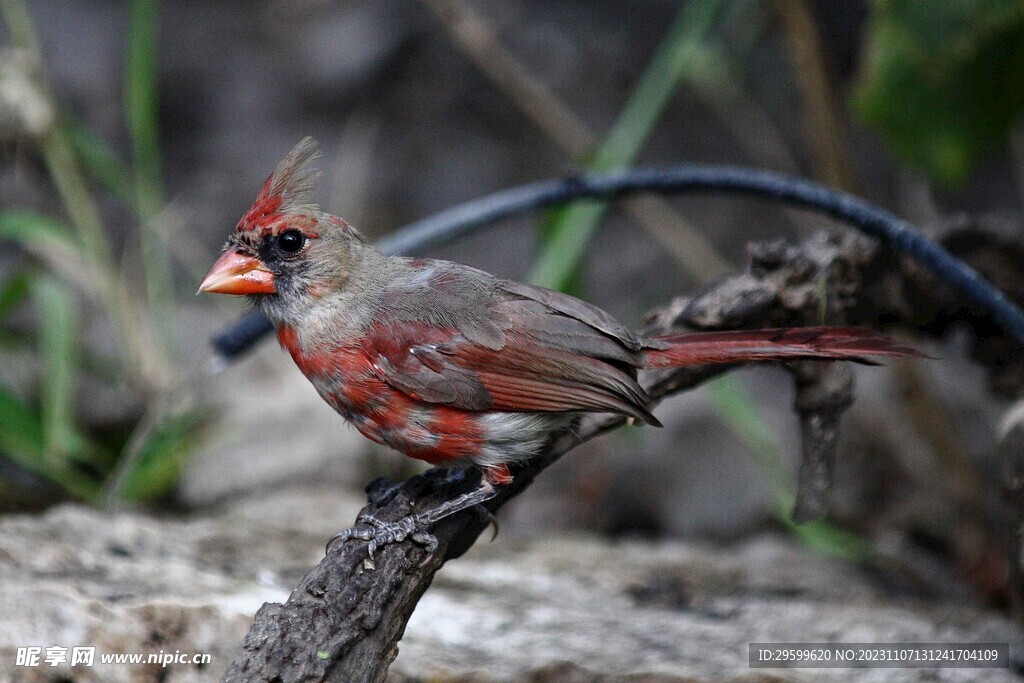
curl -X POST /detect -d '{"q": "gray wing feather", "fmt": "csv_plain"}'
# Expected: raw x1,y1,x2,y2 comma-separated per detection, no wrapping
498,280,642,351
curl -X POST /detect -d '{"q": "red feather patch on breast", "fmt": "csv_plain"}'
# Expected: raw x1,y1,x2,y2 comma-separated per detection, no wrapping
277,322,490,465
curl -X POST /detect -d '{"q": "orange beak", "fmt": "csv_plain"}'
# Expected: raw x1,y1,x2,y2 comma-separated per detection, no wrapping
197,247,276,295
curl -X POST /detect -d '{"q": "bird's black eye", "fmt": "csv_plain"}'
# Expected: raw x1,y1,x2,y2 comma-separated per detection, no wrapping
277,230,305,255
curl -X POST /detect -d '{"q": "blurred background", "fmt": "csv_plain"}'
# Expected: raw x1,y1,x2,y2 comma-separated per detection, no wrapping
1,0,1023,611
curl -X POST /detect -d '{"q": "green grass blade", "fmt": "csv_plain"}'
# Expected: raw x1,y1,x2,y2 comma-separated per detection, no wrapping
0,270,31,321
0,385,46,467
0,209,76,245
17,276,106,500
0,210,105,298
0,386,100,499
529,0,725,290
116,411,205,503
126,0,163,212
2,0,125,299
707,375,790,495
66,124,135,205
30,275,79,467
709,374,868,561
785,517,871,563
126,0,172,315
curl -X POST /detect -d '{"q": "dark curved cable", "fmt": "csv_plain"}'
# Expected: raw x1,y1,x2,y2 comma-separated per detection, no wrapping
212,165,1024,359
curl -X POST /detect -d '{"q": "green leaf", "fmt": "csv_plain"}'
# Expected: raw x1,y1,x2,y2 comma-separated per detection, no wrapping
529,0,726,290
855,0,1024,185
707,376,790,496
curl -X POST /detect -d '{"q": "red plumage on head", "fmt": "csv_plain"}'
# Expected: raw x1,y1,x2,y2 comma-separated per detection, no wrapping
236,137,322,234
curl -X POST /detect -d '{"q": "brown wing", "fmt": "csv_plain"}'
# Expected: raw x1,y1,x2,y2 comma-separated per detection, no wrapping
364,275,659,424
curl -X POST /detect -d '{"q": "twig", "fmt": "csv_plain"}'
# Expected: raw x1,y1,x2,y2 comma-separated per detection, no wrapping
772,0,854,190
790,362,852,522
419,0,592,154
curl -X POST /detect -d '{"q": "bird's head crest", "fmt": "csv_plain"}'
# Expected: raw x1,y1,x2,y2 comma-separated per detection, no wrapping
236,137,322,234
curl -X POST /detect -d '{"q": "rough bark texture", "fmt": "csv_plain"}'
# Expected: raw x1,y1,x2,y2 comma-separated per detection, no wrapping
225,225,1024,682
790,361,852,522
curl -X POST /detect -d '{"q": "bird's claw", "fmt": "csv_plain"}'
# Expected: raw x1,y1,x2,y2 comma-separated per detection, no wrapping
327,512,439,557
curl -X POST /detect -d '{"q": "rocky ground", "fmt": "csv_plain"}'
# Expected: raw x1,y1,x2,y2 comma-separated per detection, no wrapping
0,485,1019,682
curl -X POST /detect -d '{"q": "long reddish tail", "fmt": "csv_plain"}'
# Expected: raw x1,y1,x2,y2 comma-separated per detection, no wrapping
642,326,923,368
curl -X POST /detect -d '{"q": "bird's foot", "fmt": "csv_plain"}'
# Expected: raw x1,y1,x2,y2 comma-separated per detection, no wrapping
327,481,501,557
328,512,437,557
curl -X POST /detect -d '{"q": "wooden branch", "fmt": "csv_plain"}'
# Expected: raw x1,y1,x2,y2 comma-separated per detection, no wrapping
224,225,1024,681
790,361,853,523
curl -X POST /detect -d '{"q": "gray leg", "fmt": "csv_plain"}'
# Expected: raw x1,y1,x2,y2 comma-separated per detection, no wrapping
328,482,499,557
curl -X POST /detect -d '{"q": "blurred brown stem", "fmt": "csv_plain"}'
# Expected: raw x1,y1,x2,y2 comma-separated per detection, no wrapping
772,0,854,191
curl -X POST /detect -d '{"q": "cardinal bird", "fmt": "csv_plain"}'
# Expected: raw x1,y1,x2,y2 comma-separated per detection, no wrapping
200,139,920,555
